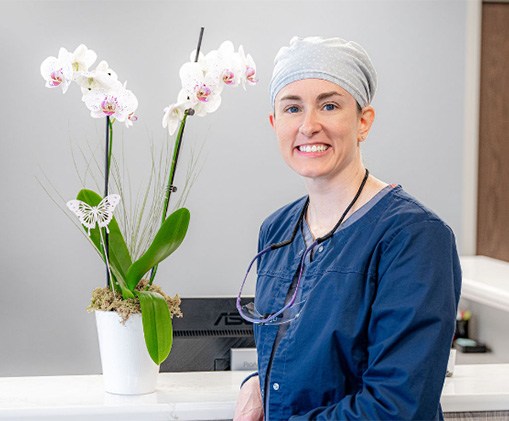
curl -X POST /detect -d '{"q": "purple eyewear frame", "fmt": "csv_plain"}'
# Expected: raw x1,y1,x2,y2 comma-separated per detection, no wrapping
236,238,318,325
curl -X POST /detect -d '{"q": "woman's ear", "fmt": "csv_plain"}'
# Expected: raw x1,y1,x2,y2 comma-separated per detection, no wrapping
358,106,375,142
269,113,276,129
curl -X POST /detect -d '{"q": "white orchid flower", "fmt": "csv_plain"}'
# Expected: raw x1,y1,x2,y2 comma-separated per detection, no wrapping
162,103,185,136
162,91,193,135
40,47,74,93
238,45,258,89
76,60,121,96
71,44,97,75
82,82,138,124
179,61,222,116
205,41,243,88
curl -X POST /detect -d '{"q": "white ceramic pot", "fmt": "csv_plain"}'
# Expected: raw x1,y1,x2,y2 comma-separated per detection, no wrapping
95,310,160,395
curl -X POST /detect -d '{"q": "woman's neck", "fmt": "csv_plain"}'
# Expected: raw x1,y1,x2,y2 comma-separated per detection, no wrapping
304,166,388,239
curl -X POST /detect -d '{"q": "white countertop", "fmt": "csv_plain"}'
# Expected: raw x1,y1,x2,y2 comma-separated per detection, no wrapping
442,364,509,412
0,371,245,420
460,255,509,312
1,365,509,419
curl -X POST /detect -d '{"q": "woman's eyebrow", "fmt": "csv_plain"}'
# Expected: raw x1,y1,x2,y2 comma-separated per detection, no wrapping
279,91,344,103
316,91,343,101
279,94,302,102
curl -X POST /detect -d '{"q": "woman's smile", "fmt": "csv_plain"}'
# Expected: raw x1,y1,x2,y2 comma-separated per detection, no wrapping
296,143,331,154
294,143,331,159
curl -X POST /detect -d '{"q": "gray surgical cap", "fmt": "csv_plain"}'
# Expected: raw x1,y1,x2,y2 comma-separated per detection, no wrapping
269,36,377,108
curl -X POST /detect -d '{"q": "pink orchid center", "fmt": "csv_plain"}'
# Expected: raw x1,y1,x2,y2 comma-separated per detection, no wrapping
222,70,235,85
101,96,118,116
49,69,64,87
246,67,257,83
195,83,212,102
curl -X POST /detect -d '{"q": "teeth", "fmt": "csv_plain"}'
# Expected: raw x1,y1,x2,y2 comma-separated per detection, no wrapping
299,144,328,153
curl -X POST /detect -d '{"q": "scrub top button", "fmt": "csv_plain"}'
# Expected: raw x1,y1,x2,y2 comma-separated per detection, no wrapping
318,246,324,252
273,382,280,391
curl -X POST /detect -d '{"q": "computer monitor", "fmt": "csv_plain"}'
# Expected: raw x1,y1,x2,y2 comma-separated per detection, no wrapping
160,297,256,372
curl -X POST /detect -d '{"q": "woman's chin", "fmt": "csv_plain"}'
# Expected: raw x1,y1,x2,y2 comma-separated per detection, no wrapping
297,169,331,181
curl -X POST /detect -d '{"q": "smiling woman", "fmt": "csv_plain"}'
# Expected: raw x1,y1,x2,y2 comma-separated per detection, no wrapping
234,36,462,421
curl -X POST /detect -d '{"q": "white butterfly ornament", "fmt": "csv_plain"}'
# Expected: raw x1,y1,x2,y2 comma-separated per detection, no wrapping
67,194,121,235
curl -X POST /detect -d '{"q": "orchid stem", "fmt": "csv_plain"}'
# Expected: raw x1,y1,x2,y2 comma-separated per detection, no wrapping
98,228,115,294
161,114,188,224
107,118,114,177
148,26,205,285
148,113,188,284
104,116,113,288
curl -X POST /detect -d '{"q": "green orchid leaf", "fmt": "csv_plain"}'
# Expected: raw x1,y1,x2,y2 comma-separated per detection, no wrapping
126,208,190,291
76,189,132,282
109,265,135,299
136,290,173,364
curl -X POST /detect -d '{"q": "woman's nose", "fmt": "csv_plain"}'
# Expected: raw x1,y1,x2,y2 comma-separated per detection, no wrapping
299,110,321,137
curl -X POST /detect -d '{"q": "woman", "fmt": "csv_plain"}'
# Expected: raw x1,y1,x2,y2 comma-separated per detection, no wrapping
234,36,461,420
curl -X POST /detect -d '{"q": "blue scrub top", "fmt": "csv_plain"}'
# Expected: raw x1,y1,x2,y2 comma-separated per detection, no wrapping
253,186,461,420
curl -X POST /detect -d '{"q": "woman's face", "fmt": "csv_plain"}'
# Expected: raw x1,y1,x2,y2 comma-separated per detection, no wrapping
270,78,374,183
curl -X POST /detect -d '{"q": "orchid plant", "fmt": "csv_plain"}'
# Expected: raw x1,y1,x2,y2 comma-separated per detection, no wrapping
40,29,257,365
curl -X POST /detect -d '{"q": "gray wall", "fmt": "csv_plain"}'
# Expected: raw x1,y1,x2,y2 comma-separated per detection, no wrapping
0,0,470,376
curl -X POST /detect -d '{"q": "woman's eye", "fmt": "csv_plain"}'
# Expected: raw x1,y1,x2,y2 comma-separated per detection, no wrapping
285,106,300,114
323,103,337,111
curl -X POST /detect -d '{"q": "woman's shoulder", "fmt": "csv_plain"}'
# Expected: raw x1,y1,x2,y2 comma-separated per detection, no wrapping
376,186,454,238
386,186,444,222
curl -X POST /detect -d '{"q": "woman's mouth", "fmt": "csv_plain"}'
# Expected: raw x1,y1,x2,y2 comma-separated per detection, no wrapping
297,143,330,153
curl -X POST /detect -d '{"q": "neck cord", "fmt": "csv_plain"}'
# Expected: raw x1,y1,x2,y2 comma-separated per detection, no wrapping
315,168,370,244
270,168,370,250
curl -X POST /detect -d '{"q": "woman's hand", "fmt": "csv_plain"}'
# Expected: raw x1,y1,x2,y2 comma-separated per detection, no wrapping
233,375,264,421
